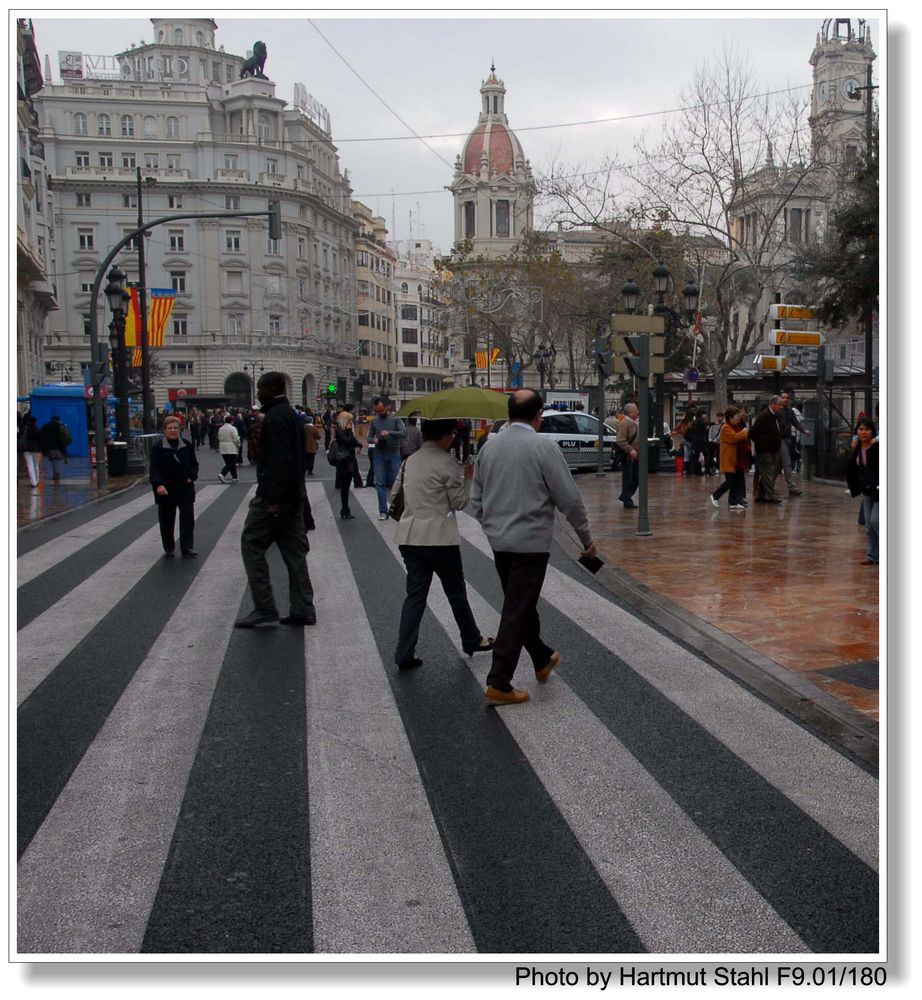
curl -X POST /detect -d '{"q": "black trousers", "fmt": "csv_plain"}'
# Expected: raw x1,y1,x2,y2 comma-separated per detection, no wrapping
486,550,553,692
619,457,638,503
158,499,194,554
712,471,746,505
395,545,480,666
220,453,238,479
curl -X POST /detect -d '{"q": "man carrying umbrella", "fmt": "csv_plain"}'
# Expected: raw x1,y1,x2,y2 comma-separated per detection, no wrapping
469,389,597,705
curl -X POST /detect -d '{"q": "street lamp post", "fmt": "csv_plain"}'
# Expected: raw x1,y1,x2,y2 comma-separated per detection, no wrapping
614,267,699,538
468,356,477,387
242,360,265,406
104,266,132,443
535,344,552,390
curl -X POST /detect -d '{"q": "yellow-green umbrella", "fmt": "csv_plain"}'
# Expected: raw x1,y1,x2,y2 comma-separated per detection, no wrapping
396,386,510,420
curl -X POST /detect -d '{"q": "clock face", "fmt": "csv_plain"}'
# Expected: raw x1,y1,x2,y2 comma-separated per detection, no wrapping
818,81,829,104
842,77,862,100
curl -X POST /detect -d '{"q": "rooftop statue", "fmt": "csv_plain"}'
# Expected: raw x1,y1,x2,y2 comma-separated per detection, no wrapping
239,41,268,80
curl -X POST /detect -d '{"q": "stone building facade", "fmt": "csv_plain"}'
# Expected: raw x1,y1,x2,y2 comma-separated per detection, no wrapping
16,18,58,397
35,17,358,410
353,201,396,406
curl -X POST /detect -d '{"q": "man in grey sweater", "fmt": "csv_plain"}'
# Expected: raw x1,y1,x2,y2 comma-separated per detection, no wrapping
469,389,597,705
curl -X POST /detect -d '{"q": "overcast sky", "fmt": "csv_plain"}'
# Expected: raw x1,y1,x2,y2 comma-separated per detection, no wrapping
30,11,883,254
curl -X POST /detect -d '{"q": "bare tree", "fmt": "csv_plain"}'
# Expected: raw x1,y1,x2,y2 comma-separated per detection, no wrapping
541,46,826,407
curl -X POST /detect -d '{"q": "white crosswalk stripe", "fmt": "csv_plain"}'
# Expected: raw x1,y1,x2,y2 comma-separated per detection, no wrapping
304,484,474,953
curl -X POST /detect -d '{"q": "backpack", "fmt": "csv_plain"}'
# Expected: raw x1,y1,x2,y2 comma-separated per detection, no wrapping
59,423,73,446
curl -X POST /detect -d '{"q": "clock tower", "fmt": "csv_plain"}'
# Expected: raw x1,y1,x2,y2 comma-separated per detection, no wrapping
809,18,875,172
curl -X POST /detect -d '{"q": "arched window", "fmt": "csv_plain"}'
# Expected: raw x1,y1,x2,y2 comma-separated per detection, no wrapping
173,28,183,45
417,284,423,295
120,114,134,137
143,115,157,138
97,113,111,136
257,114,271,141
399,377,414,392
74,113,87,136
400,282,408,293
195,31,205,47
166,116,179,138
415,377,426,392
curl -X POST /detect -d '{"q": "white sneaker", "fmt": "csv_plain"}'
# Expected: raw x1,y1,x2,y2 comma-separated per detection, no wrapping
218,473,227,483
378,512,388,521
729,503,746,510
710,495,719,508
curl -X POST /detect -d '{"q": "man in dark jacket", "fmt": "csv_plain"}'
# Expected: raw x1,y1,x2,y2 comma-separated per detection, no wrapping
235,371,316,627
39,415,68,481
749,396,785,504
687,409,709,476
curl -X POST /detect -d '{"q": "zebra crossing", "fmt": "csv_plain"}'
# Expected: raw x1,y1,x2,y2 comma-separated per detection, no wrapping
16,478,880,957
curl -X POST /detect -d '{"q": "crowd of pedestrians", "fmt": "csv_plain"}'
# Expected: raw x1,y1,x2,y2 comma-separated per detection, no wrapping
17,378,878,706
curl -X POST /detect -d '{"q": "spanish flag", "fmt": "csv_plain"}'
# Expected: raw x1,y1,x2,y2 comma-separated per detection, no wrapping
123,286,142,347
148,288,176,347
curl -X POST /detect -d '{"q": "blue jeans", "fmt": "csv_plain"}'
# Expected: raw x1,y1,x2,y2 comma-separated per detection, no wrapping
862,495,879,562
373,449,403,514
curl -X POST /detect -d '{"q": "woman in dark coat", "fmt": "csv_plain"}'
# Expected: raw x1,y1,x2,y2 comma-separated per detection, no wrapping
845,416,879,565
149,415,199,557
334,410,362,519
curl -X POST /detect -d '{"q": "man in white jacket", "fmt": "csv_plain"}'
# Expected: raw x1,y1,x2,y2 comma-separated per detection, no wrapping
469,389,597,705
217,414,241,482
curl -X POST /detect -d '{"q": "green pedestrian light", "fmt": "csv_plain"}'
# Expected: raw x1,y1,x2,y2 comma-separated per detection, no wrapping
327,382,338,395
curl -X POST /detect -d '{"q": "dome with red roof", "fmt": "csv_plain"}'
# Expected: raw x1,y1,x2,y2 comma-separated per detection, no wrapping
456,66,528,180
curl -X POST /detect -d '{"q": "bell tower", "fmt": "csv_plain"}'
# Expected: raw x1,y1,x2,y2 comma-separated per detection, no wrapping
809,18,875,169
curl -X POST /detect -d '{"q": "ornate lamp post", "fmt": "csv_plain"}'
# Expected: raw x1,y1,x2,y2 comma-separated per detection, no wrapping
242,360,265,407
104,265,131,442
535,344,553,390
468,356,477,387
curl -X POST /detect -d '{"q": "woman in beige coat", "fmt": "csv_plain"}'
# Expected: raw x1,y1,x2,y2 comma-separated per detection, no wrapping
391,418,493,670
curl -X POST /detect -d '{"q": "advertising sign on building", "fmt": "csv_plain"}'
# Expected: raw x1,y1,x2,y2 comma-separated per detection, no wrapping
293,83,331,134
58,51,84,80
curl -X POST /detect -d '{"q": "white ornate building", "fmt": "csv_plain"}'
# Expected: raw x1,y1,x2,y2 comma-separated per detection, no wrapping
448,66,535,258
34,17,358,409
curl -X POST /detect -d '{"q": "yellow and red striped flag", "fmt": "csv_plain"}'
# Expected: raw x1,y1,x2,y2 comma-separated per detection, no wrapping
475,350,487,369
148,289,176,347
123,286,142,347
489,347,502,364
132,348,143,367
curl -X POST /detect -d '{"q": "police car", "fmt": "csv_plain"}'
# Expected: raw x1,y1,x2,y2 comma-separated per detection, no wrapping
487,412,618,471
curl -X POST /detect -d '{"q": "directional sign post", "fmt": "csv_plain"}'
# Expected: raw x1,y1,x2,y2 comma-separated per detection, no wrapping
768,330,826,347
769,304,819,322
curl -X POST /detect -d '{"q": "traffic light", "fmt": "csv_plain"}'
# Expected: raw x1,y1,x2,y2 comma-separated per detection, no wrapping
326,381,338,397
267,200,282,240
623,335,649,378
593,336,613,377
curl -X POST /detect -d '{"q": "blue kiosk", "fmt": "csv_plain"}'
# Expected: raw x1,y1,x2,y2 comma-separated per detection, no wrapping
27,384,119,459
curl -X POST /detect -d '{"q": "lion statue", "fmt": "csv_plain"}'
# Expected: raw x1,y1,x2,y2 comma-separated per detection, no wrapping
239,41,268,79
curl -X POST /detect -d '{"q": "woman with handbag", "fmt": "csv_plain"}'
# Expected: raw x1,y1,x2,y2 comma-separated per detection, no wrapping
391,418,493,671
846,416,879,565
333,409,362,519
